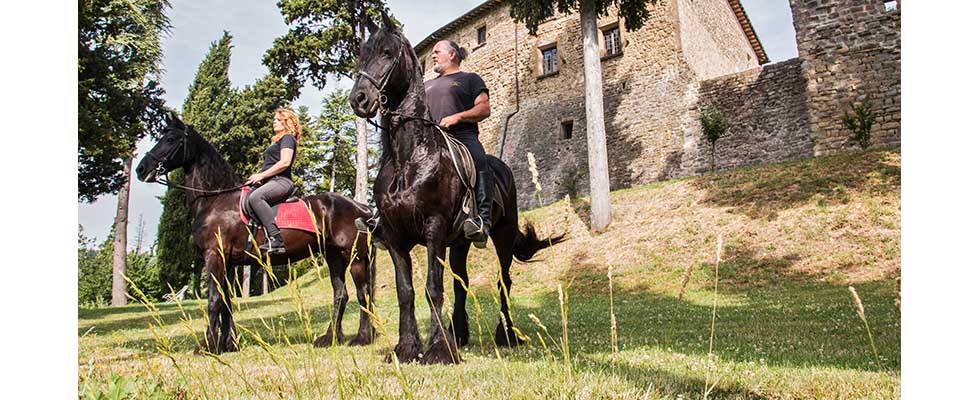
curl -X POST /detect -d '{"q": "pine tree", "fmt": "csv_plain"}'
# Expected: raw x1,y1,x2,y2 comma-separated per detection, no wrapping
78,0,172,201
79,0,171,306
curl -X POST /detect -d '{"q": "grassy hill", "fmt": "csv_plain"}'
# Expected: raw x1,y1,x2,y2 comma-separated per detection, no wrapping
79,148,901,399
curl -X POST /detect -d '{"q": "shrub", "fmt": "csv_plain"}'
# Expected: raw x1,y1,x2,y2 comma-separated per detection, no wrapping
843,100,876,149
699,106,730,172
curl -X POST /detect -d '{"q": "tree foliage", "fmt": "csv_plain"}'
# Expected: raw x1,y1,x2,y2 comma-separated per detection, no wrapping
507,0,656,35
183,31,235,141
263,0,393,89
700,106,730,145
78,0,172,202
156,170,195,291
843,101,876,150
293,91,360,196
78,226,161,306
78,226,112,306
222,74,295,178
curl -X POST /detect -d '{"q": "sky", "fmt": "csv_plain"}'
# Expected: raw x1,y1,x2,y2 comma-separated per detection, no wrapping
77,0,798,246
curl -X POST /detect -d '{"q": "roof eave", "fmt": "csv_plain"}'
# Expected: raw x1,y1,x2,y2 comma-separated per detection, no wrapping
728,0,769,64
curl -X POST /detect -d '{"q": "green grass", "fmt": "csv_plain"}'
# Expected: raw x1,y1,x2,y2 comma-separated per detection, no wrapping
79,148,901,399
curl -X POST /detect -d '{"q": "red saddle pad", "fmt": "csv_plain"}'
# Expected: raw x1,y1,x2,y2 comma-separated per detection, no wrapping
239,187,319,235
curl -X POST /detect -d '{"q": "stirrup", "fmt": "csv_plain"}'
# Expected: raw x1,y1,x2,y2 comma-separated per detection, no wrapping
259,234,286,255
355,215,387,251
463,218,489,249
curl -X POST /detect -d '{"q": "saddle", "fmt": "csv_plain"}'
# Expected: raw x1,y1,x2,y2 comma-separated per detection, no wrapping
437,127,505,239
239,186,319,235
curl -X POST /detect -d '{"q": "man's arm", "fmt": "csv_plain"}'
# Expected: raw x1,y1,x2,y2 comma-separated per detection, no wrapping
440,91,490,128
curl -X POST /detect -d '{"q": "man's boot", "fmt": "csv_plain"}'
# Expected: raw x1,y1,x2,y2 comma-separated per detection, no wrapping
464,171,493,248
355,208,387,250
259,229,286,255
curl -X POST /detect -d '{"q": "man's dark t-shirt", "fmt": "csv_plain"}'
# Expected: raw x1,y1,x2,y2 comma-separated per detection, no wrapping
424,71,489,137
261,134,297,179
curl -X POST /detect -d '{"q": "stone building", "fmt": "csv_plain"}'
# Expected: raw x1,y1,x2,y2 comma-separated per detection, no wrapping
413,0,900,208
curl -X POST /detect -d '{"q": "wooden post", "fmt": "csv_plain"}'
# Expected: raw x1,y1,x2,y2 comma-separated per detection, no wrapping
111,158,133,306
579,0,612,231
242,265,251,298
262,269,269,295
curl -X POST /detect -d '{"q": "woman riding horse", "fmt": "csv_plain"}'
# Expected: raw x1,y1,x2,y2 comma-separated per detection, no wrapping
244,108,302,255
135,113,377,353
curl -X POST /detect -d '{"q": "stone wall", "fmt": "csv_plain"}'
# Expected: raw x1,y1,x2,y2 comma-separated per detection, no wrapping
410,0,900,210
417,0,704,209
791,0,901,155
677,0,760,80
689,58,813,174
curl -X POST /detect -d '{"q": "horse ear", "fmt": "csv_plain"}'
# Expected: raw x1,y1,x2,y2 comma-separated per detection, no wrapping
381,9,393,31
171,112,185,130
366,15,378,35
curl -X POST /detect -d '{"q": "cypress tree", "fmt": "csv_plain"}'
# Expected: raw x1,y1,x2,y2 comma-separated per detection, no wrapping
156,32,234,292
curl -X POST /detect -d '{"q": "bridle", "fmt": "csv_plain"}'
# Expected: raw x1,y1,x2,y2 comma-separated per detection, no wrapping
356,36,405,115
355,36,444,132
146,125,244,195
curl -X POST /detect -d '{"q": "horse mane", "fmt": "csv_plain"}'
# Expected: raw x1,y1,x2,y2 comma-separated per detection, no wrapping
184,124,243,189
377,28,430,167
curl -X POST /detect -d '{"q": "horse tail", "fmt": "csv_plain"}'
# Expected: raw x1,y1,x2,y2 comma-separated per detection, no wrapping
512,221,567,262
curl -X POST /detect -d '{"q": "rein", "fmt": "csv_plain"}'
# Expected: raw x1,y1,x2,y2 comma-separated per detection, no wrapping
152,177,245,196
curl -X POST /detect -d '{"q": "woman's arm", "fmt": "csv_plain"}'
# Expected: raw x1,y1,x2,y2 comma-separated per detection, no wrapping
245,147,295,185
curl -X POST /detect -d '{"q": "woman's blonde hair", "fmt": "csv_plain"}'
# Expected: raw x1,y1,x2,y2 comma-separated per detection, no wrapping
272,108,302,143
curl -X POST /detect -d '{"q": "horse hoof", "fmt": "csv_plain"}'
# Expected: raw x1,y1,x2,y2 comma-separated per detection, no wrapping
348,334,373,346
313,331,342,348
195,340,218,355
420,342,462,365
388,341,423,364
494,323,525,347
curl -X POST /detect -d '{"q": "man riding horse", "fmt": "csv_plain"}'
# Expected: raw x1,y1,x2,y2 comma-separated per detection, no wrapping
359,39,494,248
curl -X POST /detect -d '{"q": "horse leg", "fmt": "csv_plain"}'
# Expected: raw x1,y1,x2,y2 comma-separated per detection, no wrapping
199,251,229,354
348,255,375,346
420,241,461,365
219,266,238,352
492,224,525,347
389,248,423,363
314,253,349,347
448,241,471,347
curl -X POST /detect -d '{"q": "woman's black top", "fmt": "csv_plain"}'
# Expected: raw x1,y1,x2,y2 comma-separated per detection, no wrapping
261,134,297,179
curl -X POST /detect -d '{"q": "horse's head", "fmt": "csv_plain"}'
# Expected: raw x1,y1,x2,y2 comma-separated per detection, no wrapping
349,11,414,118
136,112,193,183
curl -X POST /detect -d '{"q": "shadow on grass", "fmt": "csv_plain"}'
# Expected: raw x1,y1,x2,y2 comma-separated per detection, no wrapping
691,148,900,220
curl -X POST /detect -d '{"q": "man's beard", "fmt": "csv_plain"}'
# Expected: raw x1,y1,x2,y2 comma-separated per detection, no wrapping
433,61,449,74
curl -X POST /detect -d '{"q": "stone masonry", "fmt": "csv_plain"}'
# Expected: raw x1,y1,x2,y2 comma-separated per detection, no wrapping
413,0,900,209
791,0,901,155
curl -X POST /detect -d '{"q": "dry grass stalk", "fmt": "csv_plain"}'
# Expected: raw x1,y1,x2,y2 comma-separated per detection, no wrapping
527,152,542,193
702,233,724,400
607,264,618,356
558,283,572,381
849,286,883,370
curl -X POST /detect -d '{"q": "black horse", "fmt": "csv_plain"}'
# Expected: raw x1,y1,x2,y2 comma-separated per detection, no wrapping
135,114,377,353
349,13,566,364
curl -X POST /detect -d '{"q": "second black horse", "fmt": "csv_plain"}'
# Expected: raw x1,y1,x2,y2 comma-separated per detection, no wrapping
349,13,566,364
